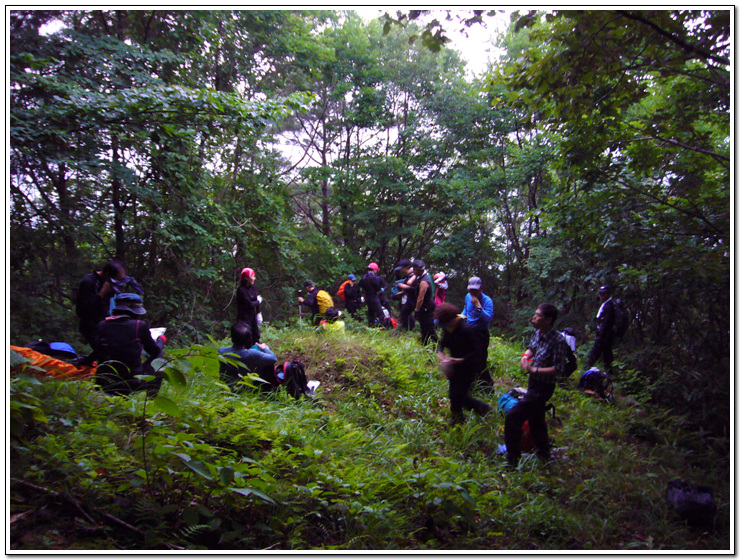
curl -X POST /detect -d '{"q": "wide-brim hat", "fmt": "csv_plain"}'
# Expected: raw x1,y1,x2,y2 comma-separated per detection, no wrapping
112,293,146,315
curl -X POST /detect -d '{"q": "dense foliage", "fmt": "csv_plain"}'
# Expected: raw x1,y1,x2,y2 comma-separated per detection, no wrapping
9,9,730,534
10,325,730,550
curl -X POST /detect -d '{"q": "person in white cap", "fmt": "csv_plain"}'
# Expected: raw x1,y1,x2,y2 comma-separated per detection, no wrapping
463,276,495,388
433,272,448,306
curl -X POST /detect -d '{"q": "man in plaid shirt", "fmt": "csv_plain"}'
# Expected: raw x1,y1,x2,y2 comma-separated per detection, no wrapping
504,303,569,467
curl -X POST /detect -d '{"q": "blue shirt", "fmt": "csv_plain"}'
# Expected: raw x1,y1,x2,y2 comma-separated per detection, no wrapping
218,344,277,374
463,292,494,330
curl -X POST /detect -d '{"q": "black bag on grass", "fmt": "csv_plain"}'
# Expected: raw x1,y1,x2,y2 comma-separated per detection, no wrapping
666,479,717,527
274,360,309,399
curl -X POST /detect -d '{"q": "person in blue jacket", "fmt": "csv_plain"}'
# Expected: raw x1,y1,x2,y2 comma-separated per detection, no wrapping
218,322,277,391
463,276,495,388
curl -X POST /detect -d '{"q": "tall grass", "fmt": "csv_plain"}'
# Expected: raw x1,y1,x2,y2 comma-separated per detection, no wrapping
9,325,730,551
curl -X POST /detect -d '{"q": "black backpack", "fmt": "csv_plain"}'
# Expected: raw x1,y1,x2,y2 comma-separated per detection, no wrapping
274,360,309,399
612,298,630,338
666,479,717,527
562,345,578,379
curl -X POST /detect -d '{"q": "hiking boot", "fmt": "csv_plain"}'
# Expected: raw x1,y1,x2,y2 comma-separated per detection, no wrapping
505,453,519,468
449,413,466,426
475,402,494,417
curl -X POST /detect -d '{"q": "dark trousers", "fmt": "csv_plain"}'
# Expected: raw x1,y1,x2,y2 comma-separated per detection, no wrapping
504,386,554,462
95,362,162,397
366,296,385,326
449,370,491,422
417,308,437,345
471,327,494,387
79,320,103,364
585,336,613,373
399,301,416,331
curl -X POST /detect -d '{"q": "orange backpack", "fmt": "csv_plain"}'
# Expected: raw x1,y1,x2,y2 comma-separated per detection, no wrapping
337,280,350,302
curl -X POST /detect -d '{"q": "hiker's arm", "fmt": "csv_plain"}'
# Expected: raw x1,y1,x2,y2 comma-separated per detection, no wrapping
520,349,534,371
415,281,429,311
246,347,277,367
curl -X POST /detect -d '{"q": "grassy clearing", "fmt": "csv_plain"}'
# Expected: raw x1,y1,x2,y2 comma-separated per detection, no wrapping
9,323,730,551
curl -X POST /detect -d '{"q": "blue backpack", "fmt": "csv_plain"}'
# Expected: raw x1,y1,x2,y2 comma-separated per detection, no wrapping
497,393,520,414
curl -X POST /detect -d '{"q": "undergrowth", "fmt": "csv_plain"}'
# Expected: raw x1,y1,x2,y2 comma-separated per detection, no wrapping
9,325,731,551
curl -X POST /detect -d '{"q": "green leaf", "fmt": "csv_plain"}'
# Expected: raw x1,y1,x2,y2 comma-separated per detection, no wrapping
183,460,214,480
229,486,275,504
162,367,187,388
153,395,181,416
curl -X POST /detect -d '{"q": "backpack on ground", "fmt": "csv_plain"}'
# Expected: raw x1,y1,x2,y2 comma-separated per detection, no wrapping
612,298,630,338
274,360,309,399
578,368,613,401
24,340,78,361
666,479,717,527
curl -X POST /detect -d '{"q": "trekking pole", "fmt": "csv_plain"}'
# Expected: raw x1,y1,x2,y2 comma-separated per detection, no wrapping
297,290,303,325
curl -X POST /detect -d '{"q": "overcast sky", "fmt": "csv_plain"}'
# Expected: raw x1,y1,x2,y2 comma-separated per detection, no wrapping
355,8,512,77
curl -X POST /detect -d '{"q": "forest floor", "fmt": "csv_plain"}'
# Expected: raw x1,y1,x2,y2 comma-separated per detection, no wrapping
9,321,732,551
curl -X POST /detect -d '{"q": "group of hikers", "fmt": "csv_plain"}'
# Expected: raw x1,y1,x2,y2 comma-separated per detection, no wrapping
70,256,621,468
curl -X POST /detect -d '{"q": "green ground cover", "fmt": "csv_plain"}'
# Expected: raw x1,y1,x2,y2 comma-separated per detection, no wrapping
9,322,730,551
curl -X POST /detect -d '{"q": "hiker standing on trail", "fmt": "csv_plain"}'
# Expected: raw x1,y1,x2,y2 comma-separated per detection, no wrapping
463,276,495,389
504,303,569,467
298,281,334,326
412,260,437,345
584,285,615,374
392,259,416,331
337,273,362,319
93,293,166,396
358,263,387,327
237,267,261,343
219,321,277,391
433,272,448,306
75,259,127,365
435,303,493,425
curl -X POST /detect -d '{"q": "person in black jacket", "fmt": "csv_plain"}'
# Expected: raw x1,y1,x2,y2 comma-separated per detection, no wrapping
393,259,417,331
435,303,493,425
93,293,166,396
358,263,387,327
584,285,616,374
341,274,363,319
412,259,437,345
236,267,261,342
75,259,127,364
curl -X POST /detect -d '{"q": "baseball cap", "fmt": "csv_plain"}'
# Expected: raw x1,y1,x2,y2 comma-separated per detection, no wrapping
467,276,482,290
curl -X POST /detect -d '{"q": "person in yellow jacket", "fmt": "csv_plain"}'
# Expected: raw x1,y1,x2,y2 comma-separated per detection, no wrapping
298,280,334,325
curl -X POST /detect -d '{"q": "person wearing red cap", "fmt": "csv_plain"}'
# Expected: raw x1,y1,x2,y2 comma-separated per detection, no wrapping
236,267,261,343
358,262,387,327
